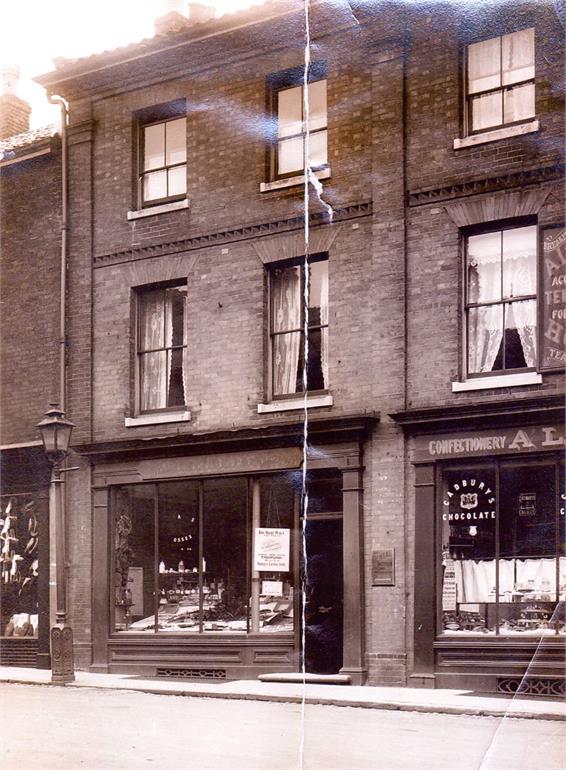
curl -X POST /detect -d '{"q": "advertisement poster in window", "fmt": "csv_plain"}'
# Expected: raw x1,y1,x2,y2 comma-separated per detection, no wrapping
253,528,290,572
540,225,566,370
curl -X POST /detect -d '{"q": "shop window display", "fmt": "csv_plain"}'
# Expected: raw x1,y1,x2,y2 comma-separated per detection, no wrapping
0,494,39,638
112,473,299,634
440,461,565,636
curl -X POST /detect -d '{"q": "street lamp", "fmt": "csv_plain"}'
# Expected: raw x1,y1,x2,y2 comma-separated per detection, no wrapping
37,403,75,683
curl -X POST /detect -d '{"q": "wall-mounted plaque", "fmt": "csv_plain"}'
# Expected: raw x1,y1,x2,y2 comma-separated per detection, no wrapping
372,548,395,586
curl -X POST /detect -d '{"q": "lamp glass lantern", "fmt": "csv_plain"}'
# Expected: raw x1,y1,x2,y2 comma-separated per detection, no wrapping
37,404,75,464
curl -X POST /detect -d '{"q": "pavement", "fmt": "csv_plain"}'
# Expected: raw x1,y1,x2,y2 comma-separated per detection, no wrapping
0,665,565,721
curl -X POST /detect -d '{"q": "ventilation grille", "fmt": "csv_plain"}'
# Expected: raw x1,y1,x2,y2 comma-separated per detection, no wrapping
0,638,38,668
497,677,565,698
156,667,226,680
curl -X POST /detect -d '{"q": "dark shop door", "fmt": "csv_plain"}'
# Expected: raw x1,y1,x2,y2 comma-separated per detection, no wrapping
303,518,343,675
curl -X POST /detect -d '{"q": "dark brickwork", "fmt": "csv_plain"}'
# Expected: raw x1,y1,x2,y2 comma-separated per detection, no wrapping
5,1,562,682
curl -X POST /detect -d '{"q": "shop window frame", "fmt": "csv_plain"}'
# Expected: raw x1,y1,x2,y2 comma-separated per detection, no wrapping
435,454,564,639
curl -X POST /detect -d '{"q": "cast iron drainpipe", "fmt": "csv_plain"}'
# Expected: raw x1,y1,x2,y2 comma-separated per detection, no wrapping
48,94,69,413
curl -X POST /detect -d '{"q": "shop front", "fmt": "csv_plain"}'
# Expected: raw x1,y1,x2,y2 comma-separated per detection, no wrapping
395,395,565,695
80,415,376,683
0,447,51,669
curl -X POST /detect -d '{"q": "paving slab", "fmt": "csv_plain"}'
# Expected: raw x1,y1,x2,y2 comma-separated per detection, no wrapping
0,666,564,721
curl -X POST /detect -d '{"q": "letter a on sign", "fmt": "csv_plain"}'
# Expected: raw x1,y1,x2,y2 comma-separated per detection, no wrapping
509,429,535,450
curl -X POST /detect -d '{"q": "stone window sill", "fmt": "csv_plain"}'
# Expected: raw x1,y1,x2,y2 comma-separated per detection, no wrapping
452,372,542,392
260,167,331,193
127,198,190,220
453,120,539,150
257,394,333,413
125,410,191,427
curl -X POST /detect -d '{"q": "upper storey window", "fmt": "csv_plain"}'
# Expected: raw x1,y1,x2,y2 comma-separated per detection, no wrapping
139,113,187,207
466,29,535,133
465,224,537,377
269,64,328,180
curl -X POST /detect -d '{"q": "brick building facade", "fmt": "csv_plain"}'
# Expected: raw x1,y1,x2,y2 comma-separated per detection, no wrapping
2,0,564,691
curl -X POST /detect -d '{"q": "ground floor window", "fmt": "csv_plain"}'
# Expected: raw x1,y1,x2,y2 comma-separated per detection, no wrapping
440,457,565,636
0,494,39,638
112,473,302,634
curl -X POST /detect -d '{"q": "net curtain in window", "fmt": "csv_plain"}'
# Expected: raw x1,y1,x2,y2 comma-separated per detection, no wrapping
467,228,536,373
272,267,301,396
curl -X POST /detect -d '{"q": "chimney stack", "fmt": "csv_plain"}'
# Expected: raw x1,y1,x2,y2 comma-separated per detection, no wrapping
0,66,32,140
154,1,216,34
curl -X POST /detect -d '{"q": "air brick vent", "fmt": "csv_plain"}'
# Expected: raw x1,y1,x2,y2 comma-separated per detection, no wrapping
497,677,565,698
156,667,226,680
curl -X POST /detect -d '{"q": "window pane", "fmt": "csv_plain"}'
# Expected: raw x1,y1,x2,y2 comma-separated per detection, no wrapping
468,37,501,94
258,474,298,634
271,266,301,333
167,348,186,407
114,485,156,633
504,300,536,369
156,482,200,632
167,165,186,197
165,118,186,165
143,123,165,170
504,83,535,124
165,286,187,348
499,464,557,636
467,231,501,303
278,136,303,175
440,468,497,635
307,79,327,131
502,226,537,298
139,289,165,351
471,92,502,131
202,478,248,632
502,28,535,85
467,305,503,374
273,331,301,396
140,351,168,411
0,495,40,639
278,85,302,138
308,129,327,168
306,469,342,514
306,326,327,391
143,170,167,202
308,260,328,326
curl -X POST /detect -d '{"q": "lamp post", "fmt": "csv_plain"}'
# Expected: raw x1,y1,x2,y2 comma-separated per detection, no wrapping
37,403,75,684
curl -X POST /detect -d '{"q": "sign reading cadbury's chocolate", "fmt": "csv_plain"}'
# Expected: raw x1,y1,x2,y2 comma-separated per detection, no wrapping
541,226,566,369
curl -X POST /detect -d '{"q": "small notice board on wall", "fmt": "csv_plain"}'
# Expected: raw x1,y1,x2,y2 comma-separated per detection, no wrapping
372,549,395,586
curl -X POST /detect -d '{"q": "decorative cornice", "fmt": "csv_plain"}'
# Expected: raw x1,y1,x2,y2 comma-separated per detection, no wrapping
408,164,564,207
93,201,372,268
389,393,564,434
73,412,380,463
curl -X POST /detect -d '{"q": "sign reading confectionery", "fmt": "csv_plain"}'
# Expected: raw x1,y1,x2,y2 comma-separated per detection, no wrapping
414,424,565,463
540,226,566,370
253,528,290,572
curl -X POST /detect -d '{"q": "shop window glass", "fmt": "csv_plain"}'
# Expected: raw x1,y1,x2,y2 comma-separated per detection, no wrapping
0,495,39,639
466,224,537,376
112,473,303,635
440,461,565,638
270,258,329,397
257,474,298,633
113,485,156,632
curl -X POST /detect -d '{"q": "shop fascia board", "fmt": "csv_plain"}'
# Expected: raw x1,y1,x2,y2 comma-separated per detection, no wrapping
32,1,361,102
389,393,564,435
73,413,379,463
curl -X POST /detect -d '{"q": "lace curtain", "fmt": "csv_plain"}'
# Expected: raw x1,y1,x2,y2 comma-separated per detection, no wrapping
272,267,301,396
139,290,174,410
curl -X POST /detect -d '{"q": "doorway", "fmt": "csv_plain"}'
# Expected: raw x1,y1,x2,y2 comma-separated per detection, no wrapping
303,518,343,674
